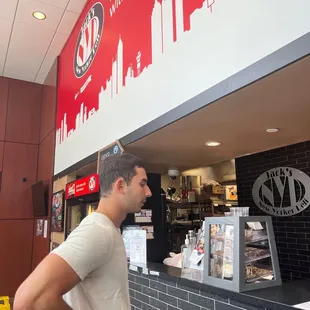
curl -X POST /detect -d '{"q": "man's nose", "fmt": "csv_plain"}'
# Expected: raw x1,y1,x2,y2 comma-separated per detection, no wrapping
146,186,152,197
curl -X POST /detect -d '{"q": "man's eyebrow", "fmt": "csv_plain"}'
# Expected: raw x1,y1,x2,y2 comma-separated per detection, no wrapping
141,178,148,183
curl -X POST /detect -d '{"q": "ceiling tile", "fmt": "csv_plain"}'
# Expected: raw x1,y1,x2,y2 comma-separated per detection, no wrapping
4,59,40,77
1,0,71,83
57,10,78,36
16,0,64,31
0,18,12,65
5,21,54,76
67,0,87,14
4,61,41,76
37,32,68,77
0,18,12,46
34,0,69,9
3,70,36,82
34,73,47,84
7,21,54,53
0,0,18,21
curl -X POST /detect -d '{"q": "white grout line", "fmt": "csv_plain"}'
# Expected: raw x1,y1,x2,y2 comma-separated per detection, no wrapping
130,272,218,303
130,282,217,310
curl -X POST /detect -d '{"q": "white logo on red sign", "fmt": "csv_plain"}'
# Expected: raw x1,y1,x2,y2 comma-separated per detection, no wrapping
67,183,75,196
89,176,97,191
73,2,104,78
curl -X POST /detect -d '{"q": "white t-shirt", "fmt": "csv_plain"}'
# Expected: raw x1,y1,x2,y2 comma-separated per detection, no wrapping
52,212,130,310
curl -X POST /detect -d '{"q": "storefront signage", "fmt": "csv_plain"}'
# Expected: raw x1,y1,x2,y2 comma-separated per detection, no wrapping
252,167,310,216
65,173,100,199
97,141,123,175
54,0,310,175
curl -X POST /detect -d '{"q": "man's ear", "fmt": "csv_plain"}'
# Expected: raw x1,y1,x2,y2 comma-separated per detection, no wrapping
114,178,127,194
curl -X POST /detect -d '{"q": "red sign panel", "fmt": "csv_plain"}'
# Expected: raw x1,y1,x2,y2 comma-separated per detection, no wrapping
56,0,211,145
55,0,216,174
65,174,100,199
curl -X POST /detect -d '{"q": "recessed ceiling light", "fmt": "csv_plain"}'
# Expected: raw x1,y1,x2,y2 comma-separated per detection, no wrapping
266,128,279,133
33,11,46,20
206,141,221,147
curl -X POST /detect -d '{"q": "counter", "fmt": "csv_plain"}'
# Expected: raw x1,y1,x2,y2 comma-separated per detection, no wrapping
128,262,310,310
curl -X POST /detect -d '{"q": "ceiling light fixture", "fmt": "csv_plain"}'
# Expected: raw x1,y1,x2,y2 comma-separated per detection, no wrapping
266,128,279,133
206,141,221,147
32,11,46,20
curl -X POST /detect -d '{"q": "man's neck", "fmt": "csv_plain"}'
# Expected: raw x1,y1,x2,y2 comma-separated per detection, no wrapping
96,198,126,228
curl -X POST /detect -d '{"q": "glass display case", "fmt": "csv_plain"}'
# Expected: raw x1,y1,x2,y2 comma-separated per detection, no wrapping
203,216,281,292
64,173,100,239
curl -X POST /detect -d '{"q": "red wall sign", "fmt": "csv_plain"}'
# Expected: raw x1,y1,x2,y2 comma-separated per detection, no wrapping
55,0,215,174
65,174,100,199
56,0,210,141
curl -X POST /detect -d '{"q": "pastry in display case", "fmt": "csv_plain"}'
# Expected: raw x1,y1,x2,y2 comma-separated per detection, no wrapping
204,216,281,292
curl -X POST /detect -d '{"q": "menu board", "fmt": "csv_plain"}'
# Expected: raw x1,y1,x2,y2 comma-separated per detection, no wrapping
135,209,152,223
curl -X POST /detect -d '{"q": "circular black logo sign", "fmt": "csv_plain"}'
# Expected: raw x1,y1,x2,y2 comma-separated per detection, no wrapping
73,2,104,78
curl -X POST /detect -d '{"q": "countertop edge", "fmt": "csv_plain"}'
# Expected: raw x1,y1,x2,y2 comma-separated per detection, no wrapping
128,262,307,310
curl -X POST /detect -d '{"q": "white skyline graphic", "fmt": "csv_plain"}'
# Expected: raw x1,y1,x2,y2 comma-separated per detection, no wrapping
55,0,310,174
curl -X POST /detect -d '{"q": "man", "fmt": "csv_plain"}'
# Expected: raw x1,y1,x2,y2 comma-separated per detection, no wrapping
14,153,152,310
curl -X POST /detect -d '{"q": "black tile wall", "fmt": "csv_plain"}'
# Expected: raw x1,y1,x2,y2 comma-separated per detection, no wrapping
235,141,310,281
128,270,276,310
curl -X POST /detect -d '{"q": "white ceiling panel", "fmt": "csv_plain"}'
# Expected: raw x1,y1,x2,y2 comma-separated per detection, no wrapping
4,69,37,83
6,21,54,60
35,0,70,9
67,0,87,14
35,32,68,82
0,0,18,21
0,0,86,83
0,18,12,46
4,62,39,77
16,0,65,31
0,18,12,70
4,59,43,75
57,10,79,36
35,72,48,84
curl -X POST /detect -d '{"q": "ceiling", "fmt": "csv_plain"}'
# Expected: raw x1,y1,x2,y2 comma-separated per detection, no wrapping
125,56,310,174
0,0,87,84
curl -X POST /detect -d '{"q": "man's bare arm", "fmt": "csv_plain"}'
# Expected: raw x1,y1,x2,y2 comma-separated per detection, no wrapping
14,253,80,310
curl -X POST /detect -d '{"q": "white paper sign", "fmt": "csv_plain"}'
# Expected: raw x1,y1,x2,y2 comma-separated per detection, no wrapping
189,249,204,265
43,220,48,238
129,230,147,264
129,265,138,272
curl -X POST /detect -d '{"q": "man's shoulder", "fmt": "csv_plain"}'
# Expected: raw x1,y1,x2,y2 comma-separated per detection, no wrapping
52,213,114,257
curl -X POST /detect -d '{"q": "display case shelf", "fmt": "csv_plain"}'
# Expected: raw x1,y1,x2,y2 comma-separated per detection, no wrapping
245,254,271,264
245,236,268,245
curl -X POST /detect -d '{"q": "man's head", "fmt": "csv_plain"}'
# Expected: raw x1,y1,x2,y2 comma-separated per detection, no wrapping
99,153,152,214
